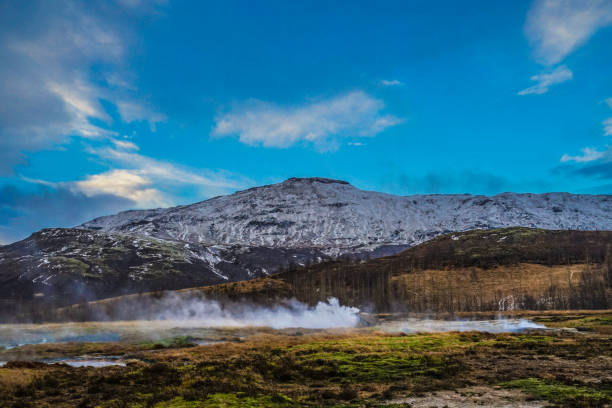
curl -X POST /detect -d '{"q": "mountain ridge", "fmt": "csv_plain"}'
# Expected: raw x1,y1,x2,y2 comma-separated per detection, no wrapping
1,177,611,313
80,177,612,251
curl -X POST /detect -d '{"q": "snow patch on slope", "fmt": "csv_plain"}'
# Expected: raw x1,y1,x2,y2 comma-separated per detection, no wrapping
80,178,612,252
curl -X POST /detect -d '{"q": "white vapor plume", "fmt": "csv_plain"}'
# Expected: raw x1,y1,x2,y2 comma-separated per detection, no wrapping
155,297,361,329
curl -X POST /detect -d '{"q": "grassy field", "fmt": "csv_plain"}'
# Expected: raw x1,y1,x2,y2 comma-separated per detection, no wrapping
0,311,611,407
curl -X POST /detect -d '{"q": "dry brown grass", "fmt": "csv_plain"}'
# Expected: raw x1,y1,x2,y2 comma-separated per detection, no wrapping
0,368,41,390
390,263,595,311
1,328,611,407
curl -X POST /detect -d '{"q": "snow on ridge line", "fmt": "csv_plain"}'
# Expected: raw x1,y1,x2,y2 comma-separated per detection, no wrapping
79,178,612,250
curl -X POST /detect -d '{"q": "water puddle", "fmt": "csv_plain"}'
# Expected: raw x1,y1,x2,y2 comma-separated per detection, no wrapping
0,326,121,349
381,318,546,333
193,339,225,346
42,357,126,368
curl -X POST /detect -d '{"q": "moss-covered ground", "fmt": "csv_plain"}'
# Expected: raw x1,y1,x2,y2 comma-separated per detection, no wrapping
500,378,612,407
1,313,611,407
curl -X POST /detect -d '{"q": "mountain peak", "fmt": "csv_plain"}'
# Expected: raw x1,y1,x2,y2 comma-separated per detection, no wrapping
79,181,612,251
282,177,351,185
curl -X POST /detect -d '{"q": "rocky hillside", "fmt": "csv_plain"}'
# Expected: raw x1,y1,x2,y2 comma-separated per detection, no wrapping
0,228,329,310
52,228,612,321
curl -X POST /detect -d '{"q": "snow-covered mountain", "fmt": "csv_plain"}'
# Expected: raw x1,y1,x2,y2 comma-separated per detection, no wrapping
82,177,612,253
1,177,611,310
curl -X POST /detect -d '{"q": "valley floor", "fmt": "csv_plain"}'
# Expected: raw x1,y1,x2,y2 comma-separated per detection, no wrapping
0,311,611,407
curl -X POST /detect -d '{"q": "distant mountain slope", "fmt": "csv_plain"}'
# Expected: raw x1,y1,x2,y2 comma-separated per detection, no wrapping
0,228,329,310
52,228,612,321
81,177,612,252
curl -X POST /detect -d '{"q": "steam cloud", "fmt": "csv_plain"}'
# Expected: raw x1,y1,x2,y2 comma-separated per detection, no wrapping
154,296,362,329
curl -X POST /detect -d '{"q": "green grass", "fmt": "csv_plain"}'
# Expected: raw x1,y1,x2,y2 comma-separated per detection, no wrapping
49,256,91,277
286,334,468,383
139,336,198,350
2,331,611,407
532,314,612,334
501,378,612,407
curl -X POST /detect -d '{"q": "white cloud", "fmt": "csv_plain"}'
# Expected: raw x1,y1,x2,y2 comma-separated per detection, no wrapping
212,91,402,150
112,138,140,151
116,100,167,131
45,79,118,138
67,140,252,208
379,79,403,86
116,0,169,8
518,65,573,95
94,147,245,191
0,1,166,174
560,99,612,164
560,147,606,163
28,137,253,210
604,117,612,137
18,137,251,211
74,169,168,208
525,0,612,66
605,98,612,136
348,142,365,146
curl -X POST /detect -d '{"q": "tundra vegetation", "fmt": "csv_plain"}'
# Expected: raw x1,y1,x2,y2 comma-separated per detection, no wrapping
2,228,611,407
0,311,611,407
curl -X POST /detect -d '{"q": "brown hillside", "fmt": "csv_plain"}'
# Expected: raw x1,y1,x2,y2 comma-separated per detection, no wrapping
53,228,612,321
275,228,612,312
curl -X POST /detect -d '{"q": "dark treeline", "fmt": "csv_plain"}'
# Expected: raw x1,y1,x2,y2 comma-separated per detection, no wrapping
281,261,612,312
278,228,612,312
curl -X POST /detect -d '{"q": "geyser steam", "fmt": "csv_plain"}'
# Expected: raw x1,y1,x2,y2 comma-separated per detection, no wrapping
151,296,361,329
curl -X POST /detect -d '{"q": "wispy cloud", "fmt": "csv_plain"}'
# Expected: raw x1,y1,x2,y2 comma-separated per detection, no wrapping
212,91,402,150
519,0,612,98
73,169,168,208
67,139,252,208
518,65,573,95
559,98,612,184
561,147,605,163
604,98,612,136
0,0,166,174
378,79,403,86
1,136,253,242
112,139,139,151
15,137,252,211
0,183,134,243
94,145,246,191
116,100,167,131
525,0,612,66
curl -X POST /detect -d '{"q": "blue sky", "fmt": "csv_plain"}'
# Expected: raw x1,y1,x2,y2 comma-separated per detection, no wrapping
1,0,612,243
